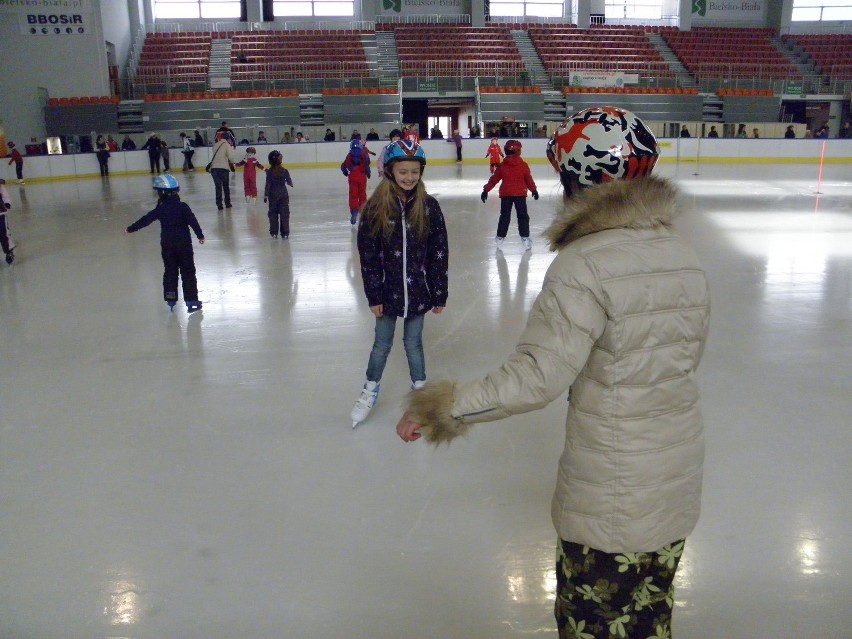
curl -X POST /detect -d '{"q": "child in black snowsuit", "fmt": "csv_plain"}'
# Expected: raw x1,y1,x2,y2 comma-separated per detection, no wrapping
125,175,205,312
264,150,294,238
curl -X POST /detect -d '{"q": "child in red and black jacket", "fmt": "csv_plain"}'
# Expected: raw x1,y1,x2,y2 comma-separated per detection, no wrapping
485,137,504,174
235,147,265,203
7,142,24,184
481,139,538,251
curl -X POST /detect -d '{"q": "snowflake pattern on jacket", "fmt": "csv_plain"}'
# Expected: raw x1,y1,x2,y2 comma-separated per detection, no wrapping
357,194,449,318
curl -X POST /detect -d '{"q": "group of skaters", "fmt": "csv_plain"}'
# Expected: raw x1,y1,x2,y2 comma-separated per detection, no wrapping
12,105,713,639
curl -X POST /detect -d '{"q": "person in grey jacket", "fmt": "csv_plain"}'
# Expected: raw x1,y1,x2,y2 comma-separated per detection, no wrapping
397,107,710,639
209,131,236,210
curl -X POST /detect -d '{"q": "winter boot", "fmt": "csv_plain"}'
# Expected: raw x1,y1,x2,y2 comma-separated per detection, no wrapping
5,250,13,265
351,380,380,428
350,209,358,226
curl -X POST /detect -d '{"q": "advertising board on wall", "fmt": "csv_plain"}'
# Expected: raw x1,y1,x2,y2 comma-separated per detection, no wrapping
0,0,93,35
690,0,766,23
378,0,469,18
569,71,639,87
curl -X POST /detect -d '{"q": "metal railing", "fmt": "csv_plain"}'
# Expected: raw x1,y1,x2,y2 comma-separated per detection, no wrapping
151,19,376,34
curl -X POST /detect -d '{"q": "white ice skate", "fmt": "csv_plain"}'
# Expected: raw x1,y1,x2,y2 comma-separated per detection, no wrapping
351,380,379,428
522,237,532,251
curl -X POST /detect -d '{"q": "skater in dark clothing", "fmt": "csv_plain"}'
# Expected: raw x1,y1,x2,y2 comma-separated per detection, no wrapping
159,140,171,172
125,174,205,312
95,135,110,176
0,178,14,264
264,150,294,238
141,133,162,174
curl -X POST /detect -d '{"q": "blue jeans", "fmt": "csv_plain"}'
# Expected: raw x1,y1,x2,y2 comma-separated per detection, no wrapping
365,313,425,384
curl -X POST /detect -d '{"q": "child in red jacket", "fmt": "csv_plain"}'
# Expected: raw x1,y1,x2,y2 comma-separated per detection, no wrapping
235,147,265,203
7,142,24,184
485,137,504,174
481,139,538,251
341,139,371,225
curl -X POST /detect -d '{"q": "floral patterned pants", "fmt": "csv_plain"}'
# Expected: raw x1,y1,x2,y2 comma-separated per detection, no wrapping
555,538,685,639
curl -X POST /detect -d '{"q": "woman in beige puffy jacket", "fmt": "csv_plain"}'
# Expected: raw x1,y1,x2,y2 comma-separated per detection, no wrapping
397,107,710,639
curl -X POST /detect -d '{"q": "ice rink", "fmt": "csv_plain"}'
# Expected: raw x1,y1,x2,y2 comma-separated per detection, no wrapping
1,159,850,639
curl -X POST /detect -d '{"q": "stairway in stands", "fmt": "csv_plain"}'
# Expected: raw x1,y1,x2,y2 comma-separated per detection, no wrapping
511,30,554,90
208,38,232,90
646,32,697,90
374,29,401,88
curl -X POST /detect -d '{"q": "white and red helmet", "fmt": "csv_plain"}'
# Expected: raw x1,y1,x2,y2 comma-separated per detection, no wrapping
546,107,659,195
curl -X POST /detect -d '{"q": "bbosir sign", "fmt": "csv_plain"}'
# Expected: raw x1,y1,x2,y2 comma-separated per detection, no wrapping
21,12,90,34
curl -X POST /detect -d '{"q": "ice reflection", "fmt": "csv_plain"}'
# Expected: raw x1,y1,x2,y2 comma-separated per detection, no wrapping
704,212,852,260
104,579,140,626
799,539,820,576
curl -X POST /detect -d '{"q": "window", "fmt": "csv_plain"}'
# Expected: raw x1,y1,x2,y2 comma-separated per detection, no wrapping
272,0,355,17
604,0,664,21
791,0,852,21
490,0,563,17
154,0,240,19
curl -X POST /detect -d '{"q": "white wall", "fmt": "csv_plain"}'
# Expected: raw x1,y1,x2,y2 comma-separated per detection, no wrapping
0,2,110,143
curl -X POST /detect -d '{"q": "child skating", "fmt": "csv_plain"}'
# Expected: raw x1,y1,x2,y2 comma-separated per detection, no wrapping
7,142,24,184
341,139,371,225
481,139,539,251
0,178,15,264
485,137,504,173
264,150,294,238
236,146,265,203
125,175,205,312
351,140,449,428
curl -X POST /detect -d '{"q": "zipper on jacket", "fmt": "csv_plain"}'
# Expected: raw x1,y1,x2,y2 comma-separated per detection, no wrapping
399,196,409,318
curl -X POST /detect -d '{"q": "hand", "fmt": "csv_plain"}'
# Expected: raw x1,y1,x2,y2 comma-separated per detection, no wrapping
198,238,205,244
480,191,488,203
396,411,423,442
431,306,444,315
263,197,268,203
532,191,539,200
370,304,383,318
341,168,349,176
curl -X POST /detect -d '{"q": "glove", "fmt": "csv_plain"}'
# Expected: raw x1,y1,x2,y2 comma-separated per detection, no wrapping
3,203,10,210
263,197,268,204
480,191,488,203
341,167,349,176
531,191,539,200
366,168,371,179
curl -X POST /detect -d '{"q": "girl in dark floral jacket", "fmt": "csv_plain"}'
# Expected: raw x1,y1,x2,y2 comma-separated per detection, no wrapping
350,140,449,428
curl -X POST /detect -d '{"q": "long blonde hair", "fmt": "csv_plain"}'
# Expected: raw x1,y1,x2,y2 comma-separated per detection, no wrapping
361,174,429,239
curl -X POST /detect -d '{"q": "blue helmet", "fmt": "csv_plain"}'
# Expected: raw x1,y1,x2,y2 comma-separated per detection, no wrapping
383,139,426,177
152,173,180,192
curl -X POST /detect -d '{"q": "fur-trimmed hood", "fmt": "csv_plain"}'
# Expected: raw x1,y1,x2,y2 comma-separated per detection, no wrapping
545,175,680,251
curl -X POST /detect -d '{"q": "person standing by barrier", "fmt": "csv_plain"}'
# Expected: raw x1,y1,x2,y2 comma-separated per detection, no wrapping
142,133,161,174
448,129,463,163
95,135,110,177
6,142,24,184
179,132,195,171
